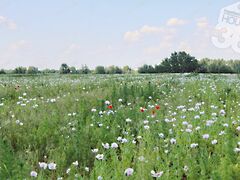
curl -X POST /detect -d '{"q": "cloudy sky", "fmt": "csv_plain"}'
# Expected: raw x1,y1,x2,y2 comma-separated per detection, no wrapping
0,0,239,69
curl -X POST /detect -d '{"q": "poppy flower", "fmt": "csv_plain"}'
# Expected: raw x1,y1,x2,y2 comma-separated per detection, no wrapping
140,107,145,112
155,105,160,110
108,105,113,109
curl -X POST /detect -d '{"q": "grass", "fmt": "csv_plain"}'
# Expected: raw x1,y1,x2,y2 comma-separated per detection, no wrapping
0,74,240,179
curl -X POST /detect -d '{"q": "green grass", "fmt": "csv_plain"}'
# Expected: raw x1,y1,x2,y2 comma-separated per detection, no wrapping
0,74,240,179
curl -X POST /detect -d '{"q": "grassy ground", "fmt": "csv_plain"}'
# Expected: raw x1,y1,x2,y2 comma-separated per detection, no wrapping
0,74,240,179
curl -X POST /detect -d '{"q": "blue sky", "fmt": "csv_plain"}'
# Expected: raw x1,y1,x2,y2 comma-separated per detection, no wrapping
0,0,239,69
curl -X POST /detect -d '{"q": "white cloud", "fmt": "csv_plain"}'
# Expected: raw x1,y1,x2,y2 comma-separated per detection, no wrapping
124,25,175,42
166,18,187,26
124,31,141,42
0,16,17,30
196,17,209,29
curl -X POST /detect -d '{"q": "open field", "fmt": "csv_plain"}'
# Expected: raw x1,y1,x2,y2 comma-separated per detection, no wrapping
0,74,240,179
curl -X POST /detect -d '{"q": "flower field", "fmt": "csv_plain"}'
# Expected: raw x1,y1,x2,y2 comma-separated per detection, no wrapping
0,74,240,179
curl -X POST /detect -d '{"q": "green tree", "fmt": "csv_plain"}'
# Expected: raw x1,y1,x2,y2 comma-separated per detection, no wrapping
0,69,6,74
79,65,91,74
123,66,132,74
60,63,70,74
138,64,155,73
13,67,27,74
161,51,199,73
27,66,39,74
95,66,106,74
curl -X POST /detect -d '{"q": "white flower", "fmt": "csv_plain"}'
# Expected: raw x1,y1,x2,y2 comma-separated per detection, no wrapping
96,154,104,160
39,162,47,169
30,171,38,177
111,142,118,149
219,109,226,116
219,131,225,136
234,148,240,153
92,148,99,153
121,138,128,143
151,170,163,178
48,162,57,170
158,133,164,138
183,165,189,172
202,134,210,139
144,125,150,130
117,137,122,141
190,143,198,148
138,156,145,161
170,138,176,144
85,167,89,172
124,168,134,176
126,118,132,123
66,168,71,174
97,176,103,180
105,100,110,105
118,98,123,102
236,126,240,131
72,161,78,166
211,139,218,145
91,108,97,112
102,143,110,149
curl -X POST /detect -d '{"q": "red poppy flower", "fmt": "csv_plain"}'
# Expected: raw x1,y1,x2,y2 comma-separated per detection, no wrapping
108,105,113,109
155,105,160,110
140,107,145,112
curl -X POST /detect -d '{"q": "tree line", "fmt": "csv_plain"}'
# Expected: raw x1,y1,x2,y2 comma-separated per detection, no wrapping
0,51,240,74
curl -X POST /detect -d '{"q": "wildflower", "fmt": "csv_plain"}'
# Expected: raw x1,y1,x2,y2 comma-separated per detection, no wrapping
30,171,38,177
151,170,163,178
124,168,134,176
144,125,150,130
140,107,145,112
107,105,113,109
48,162,57,170
190,143,198,148
111,142,118,149
97,176,103,180
211,139,218,145
66,168,71,174
126,118,132,123
72,161,78,166
183,165,189,172
92,149,99,153
85,167,89,172
121,138,128,143
170,138,176,144
96,154,104,160
219,109,226,116
234,148,240,153
91,108,97,112
102,143,110,149
105,100,110,105
155,105,160,110
138,156,145,162
158,133,164,138
202,134,210,139
39,162,47,169
118,98,123,102
236,126,240,131
219,131,225,136
117,137,122,141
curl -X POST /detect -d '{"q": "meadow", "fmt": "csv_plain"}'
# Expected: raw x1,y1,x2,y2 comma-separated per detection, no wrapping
0,73,240,179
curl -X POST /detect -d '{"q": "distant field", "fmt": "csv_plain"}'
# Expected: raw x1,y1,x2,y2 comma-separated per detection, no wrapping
0,74,240,179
